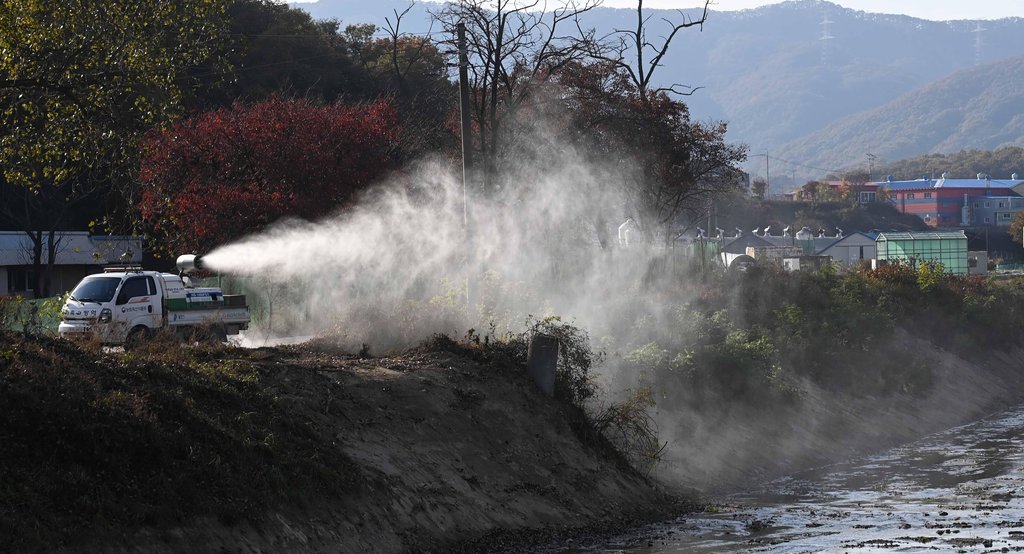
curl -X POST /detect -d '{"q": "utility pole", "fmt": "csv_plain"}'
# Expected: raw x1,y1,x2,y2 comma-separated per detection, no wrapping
457,22,474,306
765,152,770,192
457,22,472,227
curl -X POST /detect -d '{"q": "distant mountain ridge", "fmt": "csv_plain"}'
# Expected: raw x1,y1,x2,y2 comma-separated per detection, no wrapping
295,0,1024,177
775,56,1024,176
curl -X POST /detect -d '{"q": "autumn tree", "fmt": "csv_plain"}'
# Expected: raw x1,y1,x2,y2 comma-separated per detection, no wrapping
195,1,456,161
1011,211,1024,246
0,0,228,296
138,97,400,254
800,181,824,203
591,0,710,102
559,0,744,243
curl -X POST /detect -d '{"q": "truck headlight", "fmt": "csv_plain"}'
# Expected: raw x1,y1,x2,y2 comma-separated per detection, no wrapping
99,308,112,323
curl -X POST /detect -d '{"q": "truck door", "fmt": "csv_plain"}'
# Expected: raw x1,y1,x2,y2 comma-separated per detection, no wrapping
116,276,161,330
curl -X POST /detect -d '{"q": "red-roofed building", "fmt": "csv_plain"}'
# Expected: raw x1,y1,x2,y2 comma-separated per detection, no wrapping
877,174,1023,227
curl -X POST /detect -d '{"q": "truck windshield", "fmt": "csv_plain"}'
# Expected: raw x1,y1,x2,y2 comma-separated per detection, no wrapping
69,277,121,303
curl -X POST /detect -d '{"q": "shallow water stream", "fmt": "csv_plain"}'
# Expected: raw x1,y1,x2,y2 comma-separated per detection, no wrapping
594,403,1024,552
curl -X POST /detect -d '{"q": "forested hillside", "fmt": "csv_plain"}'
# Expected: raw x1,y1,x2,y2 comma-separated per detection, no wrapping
776,57,1024,177
870,146,1024,181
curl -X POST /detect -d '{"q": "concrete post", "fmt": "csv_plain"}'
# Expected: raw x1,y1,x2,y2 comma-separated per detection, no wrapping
526,334,558,397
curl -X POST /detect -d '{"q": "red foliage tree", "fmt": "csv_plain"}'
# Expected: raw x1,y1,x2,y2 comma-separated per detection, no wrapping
139,96,400,254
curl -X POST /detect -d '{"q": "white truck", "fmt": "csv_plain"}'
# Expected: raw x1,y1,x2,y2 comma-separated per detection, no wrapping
58,255,249,346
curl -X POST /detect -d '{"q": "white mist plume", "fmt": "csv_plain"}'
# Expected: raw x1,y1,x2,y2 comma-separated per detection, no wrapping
202,141,682,349
202,124,743,491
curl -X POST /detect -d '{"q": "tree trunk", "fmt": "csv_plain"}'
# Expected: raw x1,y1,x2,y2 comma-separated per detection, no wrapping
44,229,59,298
29,231,43,299
594,215,609,249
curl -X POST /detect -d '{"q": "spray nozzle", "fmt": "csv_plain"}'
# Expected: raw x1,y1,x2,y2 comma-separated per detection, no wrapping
176,254,205,274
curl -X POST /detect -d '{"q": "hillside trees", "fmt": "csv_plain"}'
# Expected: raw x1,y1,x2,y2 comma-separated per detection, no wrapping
138,97,400,254
0,0,229,296
191,0,362,109
557,60,746,245
190,1,455,158
873,146,1024,181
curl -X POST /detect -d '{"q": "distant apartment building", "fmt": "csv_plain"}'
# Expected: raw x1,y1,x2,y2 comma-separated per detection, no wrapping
874,173,1024,228
783,174,1024,227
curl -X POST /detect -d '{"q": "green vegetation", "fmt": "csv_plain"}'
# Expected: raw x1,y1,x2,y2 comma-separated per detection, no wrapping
0,294,65,334
0,335,358,551
604,264,1024,413
424,319,666,476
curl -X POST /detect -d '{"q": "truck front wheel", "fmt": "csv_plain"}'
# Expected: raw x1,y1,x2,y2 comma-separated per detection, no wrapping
125,326,151,350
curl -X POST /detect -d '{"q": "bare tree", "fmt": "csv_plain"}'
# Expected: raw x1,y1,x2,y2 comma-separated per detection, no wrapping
371,3,457,159
433,0,599,193
380,3,437,95
0,178,96,298
591,0,711,102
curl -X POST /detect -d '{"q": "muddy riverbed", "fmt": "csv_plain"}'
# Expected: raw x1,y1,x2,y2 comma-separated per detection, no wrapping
566,402,1024,553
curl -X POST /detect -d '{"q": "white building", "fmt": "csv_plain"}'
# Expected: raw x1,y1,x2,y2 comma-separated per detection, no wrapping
817,232,878,268
0,232,142,296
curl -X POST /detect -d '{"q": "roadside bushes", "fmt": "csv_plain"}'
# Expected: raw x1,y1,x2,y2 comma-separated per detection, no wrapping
0,294,65,334
426,262,1024,474
607,262,1024,413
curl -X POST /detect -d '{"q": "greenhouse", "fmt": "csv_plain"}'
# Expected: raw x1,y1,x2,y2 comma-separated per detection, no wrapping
875,231,968,275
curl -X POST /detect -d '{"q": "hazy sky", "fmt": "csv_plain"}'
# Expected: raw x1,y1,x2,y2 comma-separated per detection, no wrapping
396,1,1024,21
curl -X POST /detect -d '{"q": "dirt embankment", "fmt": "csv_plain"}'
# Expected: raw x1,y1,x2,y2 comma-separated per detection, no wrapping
0,334,676,554
7,328,1024,553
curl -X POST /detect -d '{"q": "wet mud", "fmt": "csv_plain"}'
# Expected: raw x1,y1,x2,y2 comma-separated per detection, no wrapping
590,403,1024,552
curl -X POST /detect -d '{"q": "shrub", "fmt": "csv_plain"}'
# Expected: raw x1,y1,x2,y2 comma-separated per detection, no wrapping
591,386,666,476
501,316,602,408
